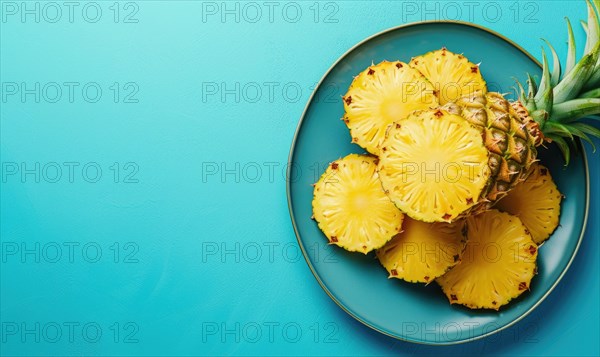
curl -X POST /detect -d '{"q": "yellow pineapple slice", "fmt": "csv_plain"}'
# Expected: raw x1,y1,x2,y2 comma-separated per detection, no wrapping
312,154,404,254
378,109,490,223
377,217,466,283
410,48,487,105
437,210,538,310
342,61,438,155
495,163,562,244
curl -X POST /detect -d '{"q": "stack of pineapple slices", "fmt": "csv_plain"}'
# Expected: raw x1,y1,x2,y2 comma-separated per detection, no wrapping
313,0,600,310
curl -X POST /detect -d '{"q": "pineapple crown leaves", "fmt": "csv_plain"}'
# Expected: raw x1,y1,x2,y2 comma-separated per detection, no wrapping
518,0,600,164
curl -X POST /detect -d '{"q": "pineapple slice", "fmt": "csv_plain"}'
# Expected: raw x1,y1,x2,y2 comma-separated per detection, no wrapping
495,163,562,244
312,154,404,254
437,210,538,310
377,217,466,284
378,109,491,223
343,61,438,155
410,48,487,105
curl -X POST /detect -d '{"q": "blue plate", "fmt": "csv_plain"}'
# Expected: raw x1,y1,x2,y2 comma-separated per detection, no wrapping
287,21,589,344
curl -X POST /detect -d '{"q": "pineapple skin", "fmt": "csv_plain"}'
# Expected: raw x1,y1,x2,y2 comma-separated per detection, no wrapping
443,91,539,207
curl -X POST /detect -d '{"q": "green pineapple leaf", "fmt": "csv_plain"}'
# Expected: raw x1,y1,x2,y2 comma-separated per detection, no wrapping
543,39,561,86
544,121,575,140
553,51,597,103
552,98,600,122
535,48,554,113
584,0,600,55
562,123,597,151
565,18,577,76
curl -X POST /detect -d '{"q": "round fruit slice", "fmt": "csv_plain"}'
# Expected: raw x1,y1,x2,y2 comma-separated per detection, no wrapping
495,163,562,244
377,217,467,284
342,61,438,155
378,109,490,223
312,154,404,254
410,48,487,105
437,210,538,310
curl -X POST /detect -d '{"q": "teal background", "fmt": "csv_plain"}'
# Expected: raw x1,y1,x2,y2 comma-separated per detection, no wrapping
0,0,598,356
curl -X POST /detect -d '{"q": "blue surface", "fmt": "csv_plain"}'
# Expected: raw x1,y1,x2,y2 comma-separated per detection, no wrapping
0,1,598,356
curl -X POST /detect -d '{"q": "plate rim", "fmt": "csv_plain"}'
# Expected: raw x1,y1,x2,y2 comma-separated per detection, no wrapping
286,20,590,345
